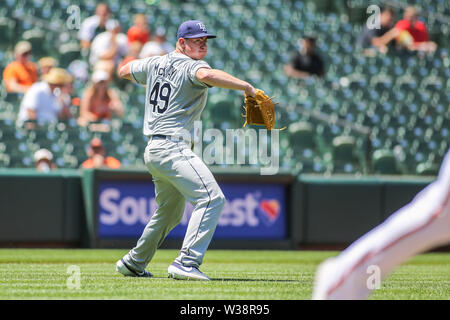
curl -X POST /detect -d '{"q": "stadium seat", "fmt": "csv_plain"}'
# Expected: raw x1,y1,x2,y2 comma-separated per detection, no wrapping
371,149,402,175
287,121,321,172
207,97,240,130
288,121,316,153
416,161,439,176
22,28,47,57
58,42,81,68
0,17,15,50
331,135,360,174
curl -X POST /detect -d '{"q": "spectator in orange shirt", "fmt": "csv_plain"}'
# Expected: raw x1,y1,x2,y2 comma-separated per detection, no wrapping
81,137,121,169
78,69,124,126
373,6,437,53
3,41,38,93
127,14,150,46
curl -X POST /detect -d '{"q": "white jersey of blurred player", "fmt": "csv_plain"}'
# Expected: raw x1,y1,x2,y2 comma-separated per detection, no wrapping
116,20,256,280
313,149,450,299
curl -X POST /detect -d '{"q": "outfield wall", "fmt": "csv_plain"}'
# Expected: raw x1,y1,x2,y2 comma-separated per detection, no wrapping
0,169,85,245
0,168,435,249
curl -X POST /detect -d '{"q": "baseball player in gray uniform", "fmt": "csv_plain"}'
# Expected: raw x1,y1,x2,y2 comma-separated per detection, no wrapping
115,20,256,280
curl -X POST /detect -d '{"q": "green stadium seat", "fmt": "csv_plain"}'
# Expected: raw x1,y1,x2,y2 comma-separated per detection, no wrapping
331,135,360,174
0,125,22,143
206,96,239,130
318,123,343,143
22,28,47,57
58,42,81,68
288,121,316,153
416,162,439,176
3,92,22,106
372,149,402,175
7,144,34,167
0,17,15,50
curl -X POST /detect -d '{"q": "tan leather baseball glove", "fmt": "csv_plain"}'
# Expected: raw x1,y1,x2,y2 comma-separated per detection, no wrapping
242,89,277,130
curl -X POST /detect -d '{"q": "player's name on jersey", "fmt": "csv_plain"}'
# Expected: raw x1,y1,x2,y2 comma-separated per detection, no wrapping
153,63,177,79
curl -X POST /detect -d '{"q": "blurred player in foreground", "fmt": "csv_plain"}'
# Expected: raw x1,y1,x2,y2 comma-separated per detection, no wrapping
115,20,256,280
313,149,450,299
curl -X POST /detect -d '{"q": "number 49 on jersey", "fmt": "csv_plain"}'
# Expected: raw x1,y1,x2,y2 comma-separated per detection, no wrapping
149,81,172,114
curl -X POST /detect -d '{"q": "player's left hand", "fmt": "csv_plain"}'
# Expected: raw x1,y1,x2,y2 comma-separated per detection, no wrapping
244,84,256,98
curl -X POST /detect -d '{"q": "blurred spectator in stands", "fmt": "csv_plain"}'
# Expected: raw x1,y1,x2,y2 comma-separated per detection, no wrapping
3,41,38,93
92,60,114,81
81,137,121,169
117,41,143,77
140,38,166,58
68,59,90,83
127,14,150,46
373,6,437,53
37,57,57,77
284,36,325,80
357,7,395,55
89,20,128,77
153,27,175,54
34,148,57,172
78,3,116,50
60,75,75,118
78,70,123,126
16,68,73,127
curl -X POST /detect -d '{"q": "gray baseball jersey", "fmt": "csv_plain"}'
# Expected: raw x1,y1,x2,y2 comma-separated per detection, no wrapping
130,52,211,137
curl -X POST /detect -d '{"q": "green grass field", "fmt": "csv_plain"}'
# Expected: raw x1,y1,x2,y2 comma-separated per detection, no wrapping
0,249,448,300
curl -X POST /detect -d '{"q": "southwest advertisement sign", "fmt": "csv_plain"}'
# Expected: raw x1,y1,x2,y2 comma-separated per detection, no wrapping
98,181,287,239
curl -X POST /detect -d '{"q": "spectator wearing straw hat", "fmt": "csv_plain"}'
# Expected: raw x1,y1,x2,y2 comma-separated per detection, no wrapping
16,68,73,126
3,41,38,93
37,57,57,77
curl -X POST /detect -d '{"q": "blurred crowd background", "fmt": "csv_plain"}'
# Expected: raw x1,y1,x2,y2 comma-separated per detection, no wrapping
0,0,448,175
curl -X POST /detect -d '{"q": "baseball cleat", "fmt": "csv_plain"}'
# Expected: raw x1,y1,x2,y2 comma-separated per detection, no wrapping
116,259,153,278
167,262,210,281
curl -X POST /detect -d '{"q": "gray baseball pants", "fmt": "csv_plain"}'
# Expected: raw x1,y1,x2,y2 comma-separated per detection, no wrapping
122,136,225,271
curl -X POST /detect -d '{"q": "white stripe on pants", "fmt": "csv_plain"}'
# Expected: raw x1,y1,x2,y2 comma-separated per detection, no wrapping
124,137,225,271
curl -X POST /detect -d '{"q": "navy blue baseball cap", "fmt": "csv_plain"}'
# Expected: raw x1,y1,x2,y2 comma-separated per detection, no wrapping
177,20,216,39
